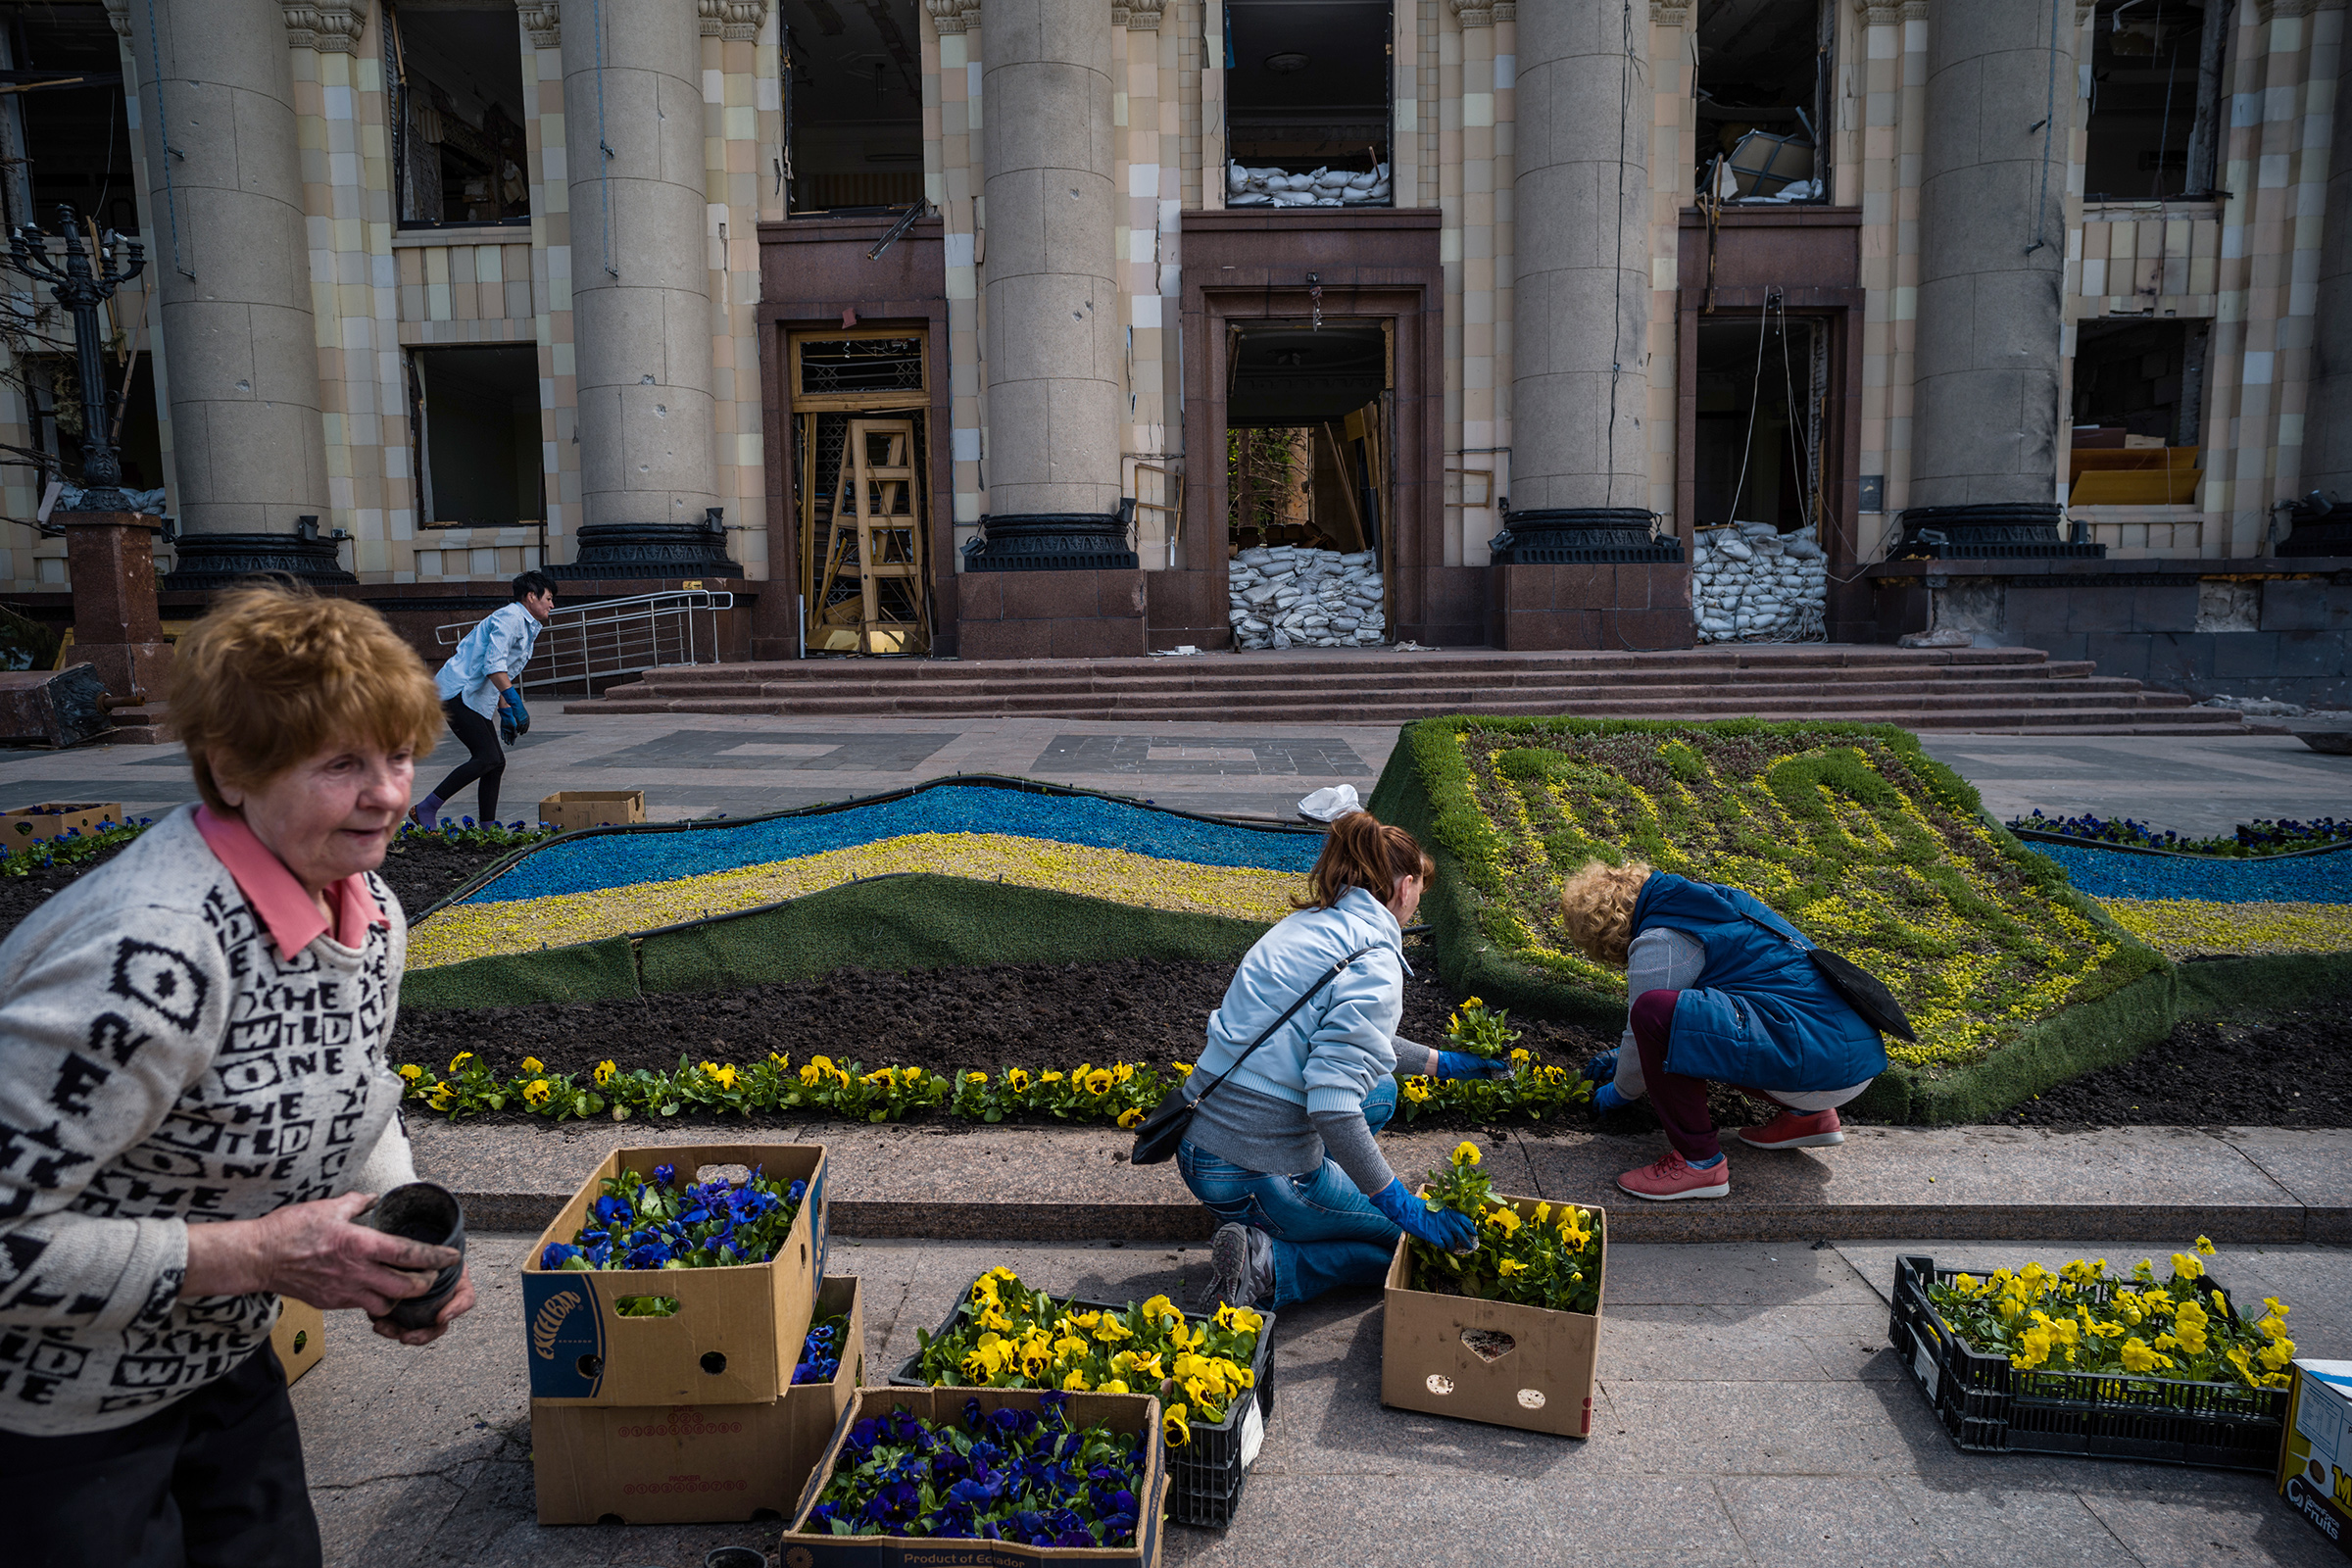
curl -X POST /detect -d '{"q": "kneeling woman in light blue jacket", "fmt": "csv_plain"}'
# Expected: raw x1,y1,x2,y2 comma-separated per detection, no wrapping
1186,811,1510,1311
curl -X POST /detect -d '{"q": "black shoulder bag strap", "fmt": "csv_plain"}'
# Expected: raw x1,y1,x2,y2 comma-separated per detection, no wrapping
1734,908,1918,1043
1128,944,1377,1166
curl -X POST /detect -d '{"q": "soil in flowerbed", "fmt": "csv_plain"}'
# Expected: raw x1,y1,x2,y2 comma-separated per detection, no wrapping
2001,996,2352,1129
0,833,521,945
391,955,1642,1131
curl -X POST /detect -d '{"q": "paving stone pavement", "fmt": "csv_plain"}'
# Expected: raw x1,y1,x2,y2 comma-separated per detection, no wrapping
2,713,2339,835
292,1235,2351,1568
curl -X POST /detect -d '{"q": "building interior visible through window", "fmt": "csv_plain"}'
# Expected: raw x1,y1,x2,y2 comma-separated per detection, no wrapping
1693,0,1830,203
410,345,544,528
2082,0,2228,201
2067,318,2208,506
388,5,529,226
1223,1,1394,209
782,0,923,215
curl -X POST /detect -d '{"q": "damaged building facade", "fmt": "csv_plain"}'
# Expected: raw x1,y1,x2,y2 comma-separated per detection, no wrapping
0,0,2344,669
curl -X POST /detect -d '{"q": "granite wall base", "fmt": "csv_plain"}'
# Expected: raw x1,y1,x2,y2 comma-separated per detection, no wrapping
954,569,1149,660
1488,563,1695,652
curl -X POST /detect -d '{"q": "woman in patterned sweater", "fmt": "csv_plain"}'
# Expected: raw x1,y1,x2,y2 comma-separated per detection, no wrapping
0,587,472,1567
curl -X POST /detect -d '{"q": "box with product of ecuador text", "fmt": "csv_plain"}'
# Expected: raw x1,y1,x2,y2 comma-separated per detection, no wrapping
521,1143,828,1406
1379,1194,1607,1440
785,1387,1168,1568
2280,1360,2352,1559
532,1274,864,1526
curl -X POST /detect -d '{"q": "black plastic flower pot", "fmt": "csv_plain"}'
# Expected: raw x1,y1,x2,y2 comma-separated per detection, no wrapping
364,1181,467,1331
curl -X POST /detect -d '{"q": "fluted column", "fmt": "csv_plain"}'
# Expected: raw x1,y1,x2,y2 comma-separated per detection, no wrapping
122,0,329,535
561,0,720,535
1509,0,1650,513
979,0,1120,517
1909,0,2075,506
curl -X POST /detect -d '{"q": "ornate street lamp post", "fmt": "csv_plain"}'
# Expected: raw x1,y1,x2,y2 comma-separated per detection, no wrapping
7,204,146,514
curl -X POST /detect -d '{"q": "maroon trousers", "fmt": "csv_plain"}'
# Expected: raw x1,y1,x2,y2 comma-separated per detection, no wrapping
1632,988,1725,1162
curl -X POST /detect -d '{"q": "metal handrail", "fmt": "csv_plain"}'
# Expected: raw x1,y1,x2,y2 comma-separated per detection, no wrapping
434,589,735,692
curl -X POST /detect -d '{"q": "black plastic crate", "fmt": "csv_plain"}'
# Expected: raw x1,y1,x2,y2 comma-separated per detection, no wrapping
1888,1253,2288,1472
890,1276,1276,1528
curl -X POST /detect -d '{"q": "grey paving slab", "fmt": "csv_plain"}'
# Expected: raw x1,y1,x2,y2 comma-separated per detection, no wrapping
2222,1128,2352,1243
1033,734,1374,777
289,1237,2341,1568
1917,733,2352,837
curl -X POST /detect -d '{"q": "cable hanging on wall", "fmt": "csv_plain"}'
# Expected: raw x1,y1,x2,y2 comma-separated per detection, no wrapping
140,0,193,279
592,0,618,278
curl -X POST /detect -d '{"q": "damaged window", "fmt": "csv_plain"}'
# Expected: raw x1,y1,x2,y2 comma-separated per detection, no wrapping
409,345,544,527
1223,0,1393,210
2083,0,2229,201
781,0,922,215
387,5,529,228
1,3,135,233
1694,0,1829,204
2067,317,2207,505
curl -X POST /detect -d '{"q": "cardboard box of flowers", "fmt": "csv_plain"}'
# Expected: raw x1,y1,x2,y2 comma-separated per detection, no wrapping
522,1144,827,1406
785,1387,1168,1565
1380,1141,1607,1439
893,1266,1271,1529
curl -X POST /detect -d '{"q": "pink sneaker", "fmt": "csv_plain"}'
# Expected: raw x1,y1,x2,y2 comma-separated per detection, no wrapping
1617,1150,1731,1201
1739,1107,1844,1150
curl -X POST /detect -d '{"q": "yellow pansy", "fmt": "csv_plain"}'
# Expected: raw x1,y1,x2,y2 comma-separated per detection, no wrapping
1162,1403,1191,1447
398,1063,422,1083
1118,1107,1144,1129
1497,1258,1528,1277
967,1071,988,1084
449,1052,474,1072
523,1079,552,1105
594,1059,616,1086
1061,1368,1091,1392
1450,1142,1482,1168
520,1056,544,1074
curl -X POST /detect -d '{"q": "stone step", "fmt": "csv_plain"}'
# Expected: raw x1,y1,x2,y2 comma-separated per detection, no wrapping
616,660,2116,703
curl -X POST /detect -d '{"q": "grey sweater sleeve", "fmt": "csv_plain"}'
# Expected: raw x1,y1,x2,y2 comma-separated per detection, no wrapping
1308,1107,1397,1195
1616,927,1708,1099
1392,1037,1442,1077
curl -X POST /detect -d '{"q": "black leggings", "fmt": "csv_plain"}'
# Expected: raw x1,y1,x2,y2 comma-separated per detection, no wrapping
0,1341,322,1568
428,696,505,824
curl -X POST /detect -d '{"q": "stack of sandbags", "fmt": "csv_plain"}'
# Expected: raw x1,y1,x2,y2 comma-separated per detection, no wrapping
1226,162,1392,208
1690,523,1828,642
1228,547,1387,649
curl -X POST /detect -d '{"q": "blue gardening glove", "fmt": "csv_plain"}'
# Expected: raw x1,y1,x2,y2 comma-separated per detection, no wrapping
1371,1178,1479,1253
498,686,529,745
1584,1049,1619,1084
1592,1081,1630,1114
1435,1050,1513,1082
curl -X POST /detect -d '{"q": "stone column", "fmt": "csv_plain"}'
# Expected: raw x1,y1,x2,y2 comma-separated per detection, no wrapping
2305,48,2352,501
122,0,331,541
1509,0,1650,514
1908,0,2074,511
978,0,1121,519
558,0,726,575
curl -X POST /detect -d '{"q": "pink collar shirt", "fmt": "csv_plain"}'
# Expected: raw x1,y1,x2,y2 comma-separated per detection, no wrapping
193,805,387,956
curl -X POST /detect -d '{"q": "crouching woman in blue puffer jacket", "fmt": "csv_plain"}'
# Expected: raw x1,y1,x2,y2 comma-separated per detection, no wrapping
1185,812,1511,1311
1558,859,1888,1203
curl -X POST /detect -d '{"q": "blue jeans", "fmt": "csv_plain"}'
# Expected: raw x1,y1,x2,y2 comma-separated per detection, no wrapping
1177,1077,1400,1311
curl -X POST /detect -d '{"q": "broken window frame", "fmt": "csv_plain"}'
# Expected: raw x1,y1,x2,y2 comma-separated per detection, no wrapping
406,344,546,531
778,0,926,218
384,2,532,231
1691,0,1833,207
2082,0,2231,203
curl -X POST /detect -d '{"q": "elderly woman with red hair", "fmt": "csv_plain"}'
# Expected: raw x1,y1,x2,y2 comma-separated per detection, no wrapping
0,587,474,1567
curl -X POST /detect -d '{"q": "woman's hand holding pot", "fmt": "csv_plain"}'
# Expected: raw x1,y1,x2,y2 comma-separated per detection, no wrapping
1371,1178,1480,1253
182,1192,462,1319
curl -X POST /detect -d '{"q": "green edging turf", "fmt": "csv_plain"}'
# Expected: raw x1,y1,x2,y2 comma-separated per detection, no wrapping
399,935,641,1010
399,873,1273,1009
634,873,1271,994
1365,714,2179,1125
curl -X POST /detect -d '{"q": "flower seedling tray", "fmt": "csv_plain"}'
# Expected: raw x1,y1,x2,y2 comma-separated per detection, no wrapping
1888,1253,2289,1471
889,1278,1275,1530
531,1273,867,1526
784,1387,1169,1567
521,1142,828,1406
1379,1194,1608,1440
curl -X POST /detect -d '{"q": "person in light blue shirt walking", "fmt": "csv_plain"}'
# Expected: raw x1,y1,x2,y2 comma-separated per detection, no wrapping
412,571,555,830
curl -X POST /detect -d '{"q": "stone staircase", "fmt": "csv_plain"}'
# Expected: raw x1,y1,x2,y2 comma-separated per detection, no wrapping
568,645,2253,734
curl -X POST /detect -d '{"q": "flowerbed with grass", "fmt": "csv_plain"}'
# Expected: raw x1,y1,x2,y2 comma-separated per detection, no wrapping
1368,717,2161,1079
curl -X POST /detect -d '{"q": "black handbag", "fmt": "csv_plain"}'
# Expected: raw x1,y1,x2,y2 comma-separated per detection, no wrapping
1129,945,1375,1165
1805,947,1918,1042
